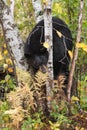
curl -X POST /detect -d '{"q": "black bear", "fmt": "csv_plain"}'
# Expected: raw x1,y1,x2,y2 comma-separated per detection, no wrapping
24,17,73,81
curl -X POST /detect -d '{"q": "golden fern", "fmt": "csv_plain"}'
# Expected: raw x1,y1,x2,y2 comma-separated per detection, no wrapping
34,70,48,87
7,84,34,110
31,70,48,112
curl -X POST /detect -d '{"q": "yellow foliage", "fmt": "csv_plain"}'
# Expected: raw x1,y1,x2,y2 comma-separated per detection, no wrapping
3,43,6,48
80,127,85,130
0,52,3,60
75,126,85,130
4,50,8,55
75,126,80,130
71,96,79,101
43,0,48,5
56,30,62,38
8,67,14,73
43,42,50,49
49,121,60,130
68,50,73,59
3,63,8,69
76,42,87,52
6,58,13,65
53,3,62,14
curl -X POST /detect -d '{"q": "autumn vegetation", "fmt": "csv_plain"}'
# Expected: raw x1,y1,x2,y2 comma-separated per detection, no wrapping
0,0,87,130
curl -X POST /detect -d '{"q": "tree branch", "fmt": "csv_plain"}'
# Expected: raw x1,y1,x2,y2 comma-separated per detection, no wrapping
67,0,84,101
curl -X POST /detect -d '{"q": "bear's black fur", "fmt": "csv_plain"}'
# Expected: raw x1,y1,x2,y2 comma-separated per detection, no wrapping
24,17,73,80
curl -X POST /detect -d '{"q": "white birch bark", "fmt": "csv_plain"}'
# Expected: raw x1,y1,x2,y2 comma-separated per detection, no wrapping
0,0,28,71
32,0,43,23
10,0,14,19
43,0,53,111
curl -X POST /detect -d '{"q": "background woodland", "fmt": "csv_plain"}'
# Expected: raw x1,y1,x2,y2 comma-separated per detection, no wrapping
0,0,87,130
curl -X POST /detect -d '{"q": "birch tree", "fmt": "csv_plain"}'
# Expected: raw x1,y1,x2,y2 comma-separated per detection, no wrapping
43,0,53,112
32,0,43,23
10,0,14,19
0,0,28,71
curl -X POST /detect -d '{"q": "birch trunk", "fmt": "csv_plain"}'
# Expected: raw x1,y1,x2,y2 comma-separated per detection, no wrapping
0,0,28,71
67,0,84,101
32,0,43,23
43,0,53,111
10,0,14,19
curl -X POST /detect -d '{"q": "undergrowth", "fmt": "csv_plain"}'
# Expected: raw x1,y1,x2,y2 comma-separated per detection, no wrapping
0,69,87,130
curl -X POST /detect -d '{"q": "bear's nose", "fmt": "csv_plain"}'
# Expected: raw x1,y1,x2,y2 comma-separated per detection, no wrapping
39,65,47,73
33,61,40,69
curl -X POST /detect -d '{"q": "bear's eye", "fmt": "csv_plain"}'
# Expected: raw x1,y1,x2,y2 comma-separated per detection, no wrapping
26,52,33,58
